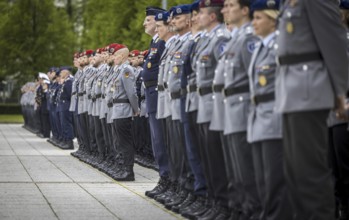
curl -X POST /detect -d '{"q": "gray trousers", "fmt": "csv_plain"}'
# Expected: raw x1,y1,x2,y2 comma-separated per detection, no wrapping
283,110,335,220
252,140,292,220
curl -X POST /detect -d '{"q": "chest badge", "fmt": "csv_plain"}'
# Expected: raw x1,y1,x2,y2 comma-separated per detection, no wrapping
258,75,267,87
173,66,179,74
147,62,152,69
286,22,294,34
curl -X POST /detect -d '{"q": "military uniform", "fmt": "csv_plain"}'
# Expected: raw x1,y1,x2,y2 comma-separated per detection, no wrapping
275,1,349,219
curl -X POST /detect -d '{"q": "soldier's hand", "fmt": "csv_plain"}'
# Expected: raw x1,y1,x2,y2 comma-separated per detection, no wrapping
335,95,348,120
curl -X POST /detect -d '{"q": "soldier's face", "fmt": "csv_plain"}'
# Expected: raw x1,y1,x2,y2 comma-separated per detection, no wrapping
252,11,276,38
144,16,156,36
172,14,190,33
226,0,247,25
198,8,212,29
191,10,200,32
155,21,169,40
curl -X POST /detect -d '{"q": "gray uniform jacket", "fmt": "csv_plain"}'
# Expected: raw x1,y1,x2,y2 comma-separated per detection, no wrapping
111,63,139,120
106,65,120,124
185,32,203,113
222,23,259,135
196,24,231,124
156,36,178,119
77,66,90,114
135,66,148,117
99,66,113,119
86,67,98,115
210,29,239,131
168,32,191,121
328,31,349,127
92,64,109,117
247,33,282,143
69,69,81,112
275,0,348,113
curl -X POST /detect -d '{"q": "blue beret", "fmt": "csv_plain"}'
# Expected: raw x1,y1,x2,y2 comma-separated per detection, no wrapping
155,11,170,22
48,67,56,72
146,6,166,16
171,4,192,17
340,0,349,9
251,0,280,12
59,66,73,72
191,0,200,12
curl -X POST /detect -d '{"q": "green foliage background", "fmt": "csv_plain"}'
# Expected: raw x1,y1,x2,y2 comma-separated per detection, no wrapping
0,0,191,84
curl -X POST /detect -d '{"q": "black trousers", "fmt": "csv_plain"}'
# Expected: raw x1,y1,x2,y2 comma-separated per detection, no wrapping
220,133,240,211
198,122,229,206
93,116,106,156
40,112,51,138
166,117,189,186
88,115,98,154
328,123,349,204
101,117,113,158
113,118,135,166
283,110,334,220
226,132,261,217
252,140,292,220
78,113,90,152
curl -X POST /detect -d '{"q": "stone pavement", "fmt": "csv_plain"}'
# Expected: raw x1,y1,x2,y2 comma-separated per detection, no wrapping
0,124,181,220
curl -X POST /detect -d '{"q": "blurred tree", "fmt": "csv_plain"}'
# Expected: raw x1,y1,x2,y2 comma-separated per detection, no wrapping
0,0,75,82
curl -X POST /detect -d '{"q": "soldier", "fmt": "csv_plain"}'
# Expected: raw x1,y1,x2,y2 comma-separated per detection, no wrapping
275,0,348,219
328,2,349,220
57,67,74,149
41,78,51,138
151,10,178,202
247,1,293,219
142,6,172,198
110,46,139,181
47,67,60,146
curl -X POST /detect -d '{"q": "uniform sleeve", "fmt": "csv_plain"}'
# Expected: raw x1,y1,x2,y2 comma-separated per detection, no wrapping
122,68,139,114
241,35,259,72
65,80,73,101
305,0,349,96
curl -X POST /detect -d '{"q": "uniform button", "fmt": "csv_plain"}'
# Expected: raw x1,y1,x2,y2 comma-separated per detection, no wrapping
239,96,243,101
224,99,227,103
213,80,216,84
212,95,215,100
303,65,308,71
274,44,279,50
214,70,218,74
225,60,228,64
287,12,292,18
224,73,227,77
275,30,280,35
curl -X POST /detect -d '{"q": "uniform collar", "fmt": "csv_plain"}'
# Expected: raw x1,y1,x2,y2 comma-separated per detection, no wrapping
231,27,238,38
262,32,276,48
178,31,191,41
165,35,178,48
152,34,159,41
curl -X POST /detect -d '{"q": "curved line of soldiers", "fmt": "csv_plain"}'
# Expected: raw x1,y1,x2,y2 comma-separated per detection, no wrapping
20,0,349,220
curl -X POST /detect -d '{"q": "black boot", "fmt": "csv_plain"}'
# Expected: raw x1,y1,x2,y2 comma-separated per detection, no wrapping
145,176,170,198
164,189,189,210
113,166,135,181
61,140,74,150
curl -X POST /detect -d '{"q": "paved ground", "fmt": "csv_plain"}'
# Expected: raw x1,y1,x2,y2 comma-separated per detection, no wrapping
0,124,181,220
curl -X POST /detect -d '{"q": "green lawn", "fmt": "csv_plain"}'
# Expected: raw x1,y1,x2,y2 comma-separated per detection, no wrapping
0,114,24,123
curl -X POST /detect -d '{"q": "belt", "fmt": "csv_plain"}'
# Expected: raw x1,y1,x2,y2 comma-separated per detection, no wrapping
157,85,165,92
252,93,275,105
212,84,224,93
107,102,113,108
78,91,86,96
180,88,187,96
144,80,158,88
170,91,181,99
88,95,92,99
223,85,249,97
72,92,77,95
277,52,323,66
164,82,168,89
187,84,197,93
140,96,145,101
197,86,212,96
102,94,106,99
112,99,130,104
95,94,102,99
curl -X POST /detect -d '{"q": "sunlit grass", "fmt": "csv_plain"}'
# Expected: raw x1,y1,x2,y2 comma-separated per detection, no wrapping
0,115,24,123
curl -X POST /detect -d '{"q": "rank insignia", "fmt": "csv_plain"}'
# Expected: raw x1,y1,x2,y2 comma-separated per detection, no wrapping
173,66,179,74
201,55,209,61
124,72,130,78
147,62,152,69
259,75,267,87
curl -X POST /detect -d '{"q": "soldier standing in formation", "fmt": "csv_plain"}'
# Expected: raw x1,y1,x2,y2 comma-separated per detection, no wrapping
20,0,349,219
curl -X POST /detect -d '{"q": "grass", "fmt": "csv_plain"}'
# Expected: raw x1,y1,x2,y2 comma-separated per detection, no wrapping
0,114,24,124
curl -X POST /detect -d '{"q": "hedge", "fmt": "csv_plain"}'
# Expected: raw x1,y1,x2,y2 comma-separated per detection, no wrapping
0,103,22,115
